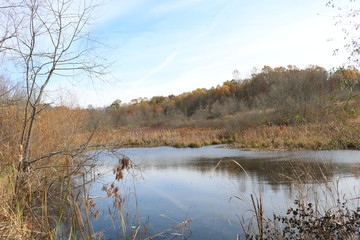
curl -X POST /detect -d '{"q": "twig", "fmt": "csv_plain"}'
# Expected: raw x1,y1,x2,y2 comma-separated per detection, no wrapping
145,219,193,240
27,144,121,165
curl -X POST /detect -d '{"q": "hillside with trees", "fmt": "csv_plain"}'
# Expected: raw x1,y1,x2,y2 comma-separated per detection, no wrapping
101,65,358,127
76,65,359,149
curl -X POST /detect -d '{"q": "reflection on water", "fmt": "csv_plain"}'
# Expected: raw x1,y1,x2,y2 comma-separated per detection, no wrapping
82,145,360,239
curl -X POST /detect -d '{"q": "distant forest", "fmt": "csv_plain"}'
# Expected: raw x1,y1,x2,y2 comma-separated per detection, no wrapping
84,65,360,131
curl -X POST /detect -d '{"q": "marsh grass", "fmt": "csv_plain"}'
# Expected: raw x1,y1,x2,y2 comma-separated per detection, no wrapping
233,121,360,150
0,164,31,239
86,127,227,149
0,147,116,239
0,162,70,239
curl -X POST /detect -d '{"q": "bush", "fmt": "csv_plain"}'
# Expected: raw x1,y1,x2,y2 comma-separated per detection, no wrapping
246,199,360,240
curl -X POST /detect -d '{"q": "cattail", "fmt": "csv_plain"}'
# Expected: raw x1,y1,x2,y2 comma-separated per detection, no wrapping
107,189,112,197
116,170,123,180
112,187,119,195
93,210,100,219
120,157,130,170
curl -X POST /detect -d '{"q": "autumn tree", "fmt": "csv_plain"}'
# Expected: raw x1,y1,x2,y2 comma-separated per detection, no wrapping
329,67,360,92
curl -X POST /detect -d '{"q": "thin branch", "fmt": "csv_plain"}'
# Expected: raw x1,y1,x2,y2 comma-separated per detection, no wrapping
27,144,120,165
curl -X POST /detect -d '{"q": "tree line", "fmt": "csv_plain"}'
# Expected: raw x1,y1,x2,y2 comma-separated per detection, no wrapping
95,65,360,129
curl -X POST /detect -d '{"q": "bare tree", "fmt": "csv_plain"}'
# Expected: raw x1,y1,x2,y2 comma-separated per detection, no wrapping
327,0,360,66
0,0,107,173
0,1,20,56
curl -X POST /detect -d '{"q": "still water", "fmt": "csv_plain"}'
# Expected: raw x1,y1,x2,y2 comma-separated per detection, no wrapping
81,145,360,239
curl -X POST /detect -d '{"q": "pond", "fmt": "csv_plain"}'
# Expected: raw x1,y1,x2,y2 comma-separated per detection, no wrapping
79,145,360,239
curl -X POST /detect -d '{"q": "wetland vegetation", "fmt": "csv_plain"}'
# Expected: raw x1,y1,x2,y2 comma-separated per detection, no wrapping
0,0,360,239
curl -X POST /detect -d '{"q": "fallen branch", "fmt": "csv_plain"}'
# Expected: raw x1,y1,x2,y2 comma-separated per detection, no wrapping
145,219,193,240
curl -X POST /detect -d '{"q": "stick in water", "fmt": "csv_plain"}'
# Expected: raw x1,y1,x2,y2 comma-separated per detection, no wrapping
145,219,193,240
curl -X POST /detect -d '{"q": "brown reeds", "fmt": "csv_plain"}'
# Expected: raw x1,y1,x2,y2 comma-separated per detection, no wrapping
82,126,225,149
250,194,263,238
233,120,360,150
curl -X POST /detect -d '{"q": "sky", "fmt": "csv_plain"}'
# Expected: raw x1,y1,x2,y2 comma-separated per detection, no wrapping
48,0,349,107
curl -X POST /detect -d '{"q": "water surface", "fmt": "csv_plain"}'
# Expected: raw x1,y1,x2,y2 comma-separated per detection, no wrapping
82,145,360,239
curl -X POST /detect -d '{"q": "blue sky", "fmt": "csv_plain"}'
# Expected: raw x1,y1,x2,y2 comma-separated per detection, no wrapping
50,0,348,107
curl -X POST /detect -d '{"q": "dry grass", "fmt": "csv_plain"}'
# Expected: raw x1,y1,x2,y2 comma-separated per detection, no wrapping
0,160,74,239
233,121,360,150
0,166,32,239
83,126,226,148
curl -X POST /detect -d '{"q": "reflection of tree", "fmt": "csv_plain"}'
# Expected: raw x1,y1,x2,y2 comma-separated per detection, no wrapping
137,156,351,192
351,165,360,178
97,149,358,199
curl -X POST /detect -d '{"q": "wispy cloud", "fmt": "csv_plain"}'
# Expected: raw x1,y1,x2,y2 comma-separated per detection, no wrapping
139,50,180,83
